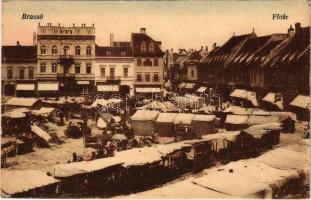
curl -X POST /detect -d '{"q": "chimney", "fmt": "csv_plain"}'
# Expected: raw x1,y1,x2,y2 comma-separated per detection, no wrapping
288,25,294,37
110,33,114,47
38,23,40,26
170,49,173,53
16,41,20,46
33,32,37,46
201,46,203,50
295,22,301,36
140,28,146,34
73,23,75,27
213,43,217,50
205,46,208,51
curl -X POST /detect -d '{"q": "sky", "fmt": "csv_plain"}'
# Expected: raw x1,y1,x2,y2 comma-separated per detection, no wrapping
2,0,310,50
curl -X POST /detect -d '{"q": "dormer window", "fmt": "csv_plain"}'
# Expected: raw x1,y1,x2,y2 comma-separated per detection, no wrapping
141,41,146,53
149,42,155,52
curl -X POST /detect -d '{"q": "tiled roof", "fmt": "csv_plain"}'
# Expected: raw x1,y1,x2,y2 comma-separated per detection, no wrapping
2,46,37,63
262,26,310,67
227,35,271,67
203,33,255,66
131,33,164,57
95,45,132,57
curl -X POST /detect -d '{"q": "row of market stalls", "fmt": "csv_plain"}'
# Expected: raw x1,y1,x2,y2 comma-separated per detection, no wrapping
1,121,288,197
178,82,209,95
130,110,217,140
123,139,309,199
229,88,310,121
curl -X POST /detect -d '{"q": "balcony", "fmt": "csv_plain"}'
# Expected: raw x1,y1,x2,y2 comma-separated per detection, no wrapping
59,55,74,65
57,73,75,78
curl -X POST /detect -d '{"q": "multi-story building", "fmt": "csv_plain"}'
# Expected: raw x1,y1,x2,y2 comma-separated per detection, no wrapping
131,28,165,95
2,42,37,96
36,22,95,95
94,45,135,97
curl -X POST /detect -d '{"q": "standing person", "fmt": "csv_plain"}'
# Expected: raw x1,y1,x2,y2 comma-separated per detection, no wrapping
72,152,78,162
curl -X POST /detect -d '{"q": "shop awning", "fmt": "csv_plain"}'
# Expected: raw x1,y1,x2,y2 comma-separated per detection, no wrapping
16,84,35,91
185,83,195,89
262,93,284,110
178,82,187,89
196,86,207,93
37,82,59,91
77,81,90,85
289,95,310,109
97,85,119,92
135,87,161,93
230,89,258,107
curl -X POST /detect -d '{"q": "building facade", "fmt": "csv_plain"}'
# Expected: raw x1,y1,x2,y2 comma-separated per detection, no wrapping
131,28,165,95
94,46,135,97
36,23,95,95
2,43,37,96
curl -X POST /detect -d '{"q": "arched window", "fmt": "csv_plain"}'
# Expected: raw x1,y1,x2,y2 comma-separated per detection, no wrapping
86,46,92,55
52,46,57,54
86,63,92,74
63,45,69,55
52,63,57,73
149,42,155,52
40,45,46,54
40,63,46,73
75,46,81,55
141,41,146,52
75,63,80,74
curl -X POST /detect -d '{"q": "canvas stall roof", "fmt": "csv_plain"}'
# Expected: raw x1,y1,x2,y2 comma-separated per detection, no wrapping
140,100,168,112
31,107,55,116
223,106,254,115
246,115,280,126
230,89,258,106
53,157,123,178
262,92,284,110
256,147,309,172
31,125,52,143
155,112,178,123
9,108,30,113
289,95,310,109
16,83,35,91
116,147,163,167
155,142,191,155
91,98,109,107
194,164,272,198
97,85,119,92
122,178,230,199
97,117,107,129
130,110,159,121
3,111,26,118
173,113,195,125
37,82,59,91
5,97,39,107
135,87,161,93
184,83,195,89
192,114,215,122
1,170,59,197
198,131,240,143
178,82,187,89
251,110,271,116
196,86,207,93
243,123,282,137
225,115,248,124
